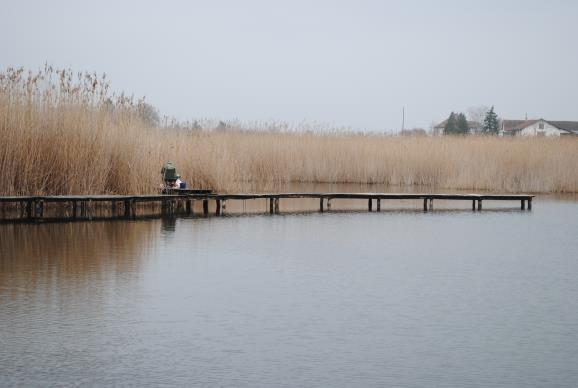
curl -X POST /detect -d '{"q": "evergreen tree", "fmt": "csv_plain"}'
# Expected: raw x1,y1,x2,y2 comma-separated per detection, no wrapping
444,112,458,134
482,105,500,134
456,113,470,134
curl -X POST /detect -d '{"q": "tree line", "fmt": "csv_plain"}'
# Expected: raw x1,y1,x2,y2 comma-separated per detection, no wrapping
444,106,500,135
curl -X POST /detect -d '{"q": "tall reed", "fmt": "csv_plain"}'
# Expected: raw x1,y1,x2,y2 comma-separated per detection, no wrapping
1,66,577,195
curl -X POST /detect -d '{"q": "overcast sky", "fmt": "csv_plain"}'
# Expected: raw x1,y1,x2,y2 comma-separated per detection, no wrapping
2,0,577,131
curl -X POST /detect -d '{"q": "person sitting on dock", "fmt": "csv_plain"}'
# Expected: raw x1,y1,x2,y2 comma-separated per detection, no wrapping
161,161,185,190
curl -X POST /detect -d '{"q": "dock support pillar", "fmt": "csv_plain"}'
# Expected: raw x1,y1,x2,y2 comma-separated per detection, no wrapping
327,199,331,210
319,198,324,212
528,198,532,210
124,199,131,218
521,199,526,210
216,199,221,215
423,198,428,212
131,200,136,218
472,200,476,211
203,199,209,216
377,198,381,212
368,199,373,212
186,200,192,215
27,200,34,220
274,198,279,214
35,200,44,219
269,198,274,214
111,201,117,217
477,200,482,211
429,198,433,210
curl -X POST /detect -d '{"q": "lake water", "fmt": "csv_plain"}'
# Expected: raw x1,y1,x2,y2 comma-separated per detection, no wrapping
1,196,578,387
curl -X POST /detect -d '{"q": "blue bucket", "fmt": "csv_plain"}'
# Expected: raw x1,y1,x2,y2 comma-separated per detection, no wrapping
180,182,187,189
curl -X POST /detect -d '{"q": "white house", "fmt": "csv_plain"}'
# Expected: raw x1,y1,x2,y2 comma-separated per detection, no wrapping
501,119,578,137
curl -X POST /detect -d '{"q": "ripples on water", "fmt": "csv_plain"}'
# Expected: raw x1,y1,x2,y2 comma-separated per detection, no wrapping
1,199,578,387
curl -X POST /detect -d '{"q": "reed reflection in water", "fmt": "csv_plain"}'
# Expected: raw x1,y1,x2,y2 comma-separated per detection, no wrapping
1,199,578,387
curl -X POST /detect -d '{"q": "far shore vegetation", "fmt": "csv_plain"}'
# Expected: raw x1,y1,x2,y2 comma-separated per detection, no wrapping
1,66,577,196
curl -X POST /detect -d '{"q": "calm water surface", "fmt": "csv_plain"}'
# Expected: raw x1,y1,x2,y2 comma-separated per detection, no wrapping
1,198,577,387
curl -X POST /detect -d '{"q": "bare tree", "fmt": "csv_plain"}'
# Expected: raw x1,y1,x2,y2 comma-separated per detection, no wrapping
466,105,490,132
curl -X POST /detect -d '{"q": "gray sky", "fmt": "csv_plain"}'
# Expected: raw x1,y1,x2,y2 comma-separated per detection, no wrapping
2,0,577,131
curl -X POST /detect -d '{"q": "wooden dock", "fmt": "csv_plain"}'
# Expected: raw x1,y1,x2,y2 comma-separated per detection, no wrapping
0,193,534,222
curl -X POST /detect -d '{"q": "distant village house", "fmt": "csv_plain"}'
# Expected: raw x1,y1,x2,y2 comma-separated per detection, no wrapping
501,119,578,137
432,117,481,135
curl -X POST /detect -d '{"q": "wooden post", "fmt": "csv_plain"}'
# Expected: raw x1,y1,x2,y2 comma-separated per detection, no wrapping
124,199,131,218
429,198,433,210
216,199,221,215
81,201,87,218
274,198,279,214
368,198,373,212
319,197,324,212
269,198,274,214
36,200,44,219
521,199,526,210
20,201,25,218
110,201,116,217
376,198,381,212
528,198,532,210
131,200,136,218
327,198,331,210
472,200,476,211
186,199,192,214
477,200,482,211
27,200,34,220
423,198,428,212
203,199,209,215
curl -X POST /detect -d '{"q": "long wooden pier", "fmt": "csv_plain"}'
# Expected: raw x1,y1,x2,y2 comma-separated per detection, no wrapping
0,193,534,222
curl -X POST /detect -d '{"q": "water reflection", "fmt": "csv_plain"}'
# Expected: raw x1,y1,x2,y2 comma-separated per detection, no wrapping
0,221,155,301
160,216,177,232
1,199,577,387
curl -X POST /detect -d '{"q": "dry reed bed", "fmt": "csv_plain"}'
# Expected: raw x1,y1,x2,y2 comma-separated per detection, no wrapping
1,66,577,195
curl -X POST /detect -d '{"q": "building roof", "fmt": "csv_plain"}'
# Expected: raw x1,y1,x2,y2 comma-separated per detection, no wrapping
502,119,578,134
548,121,578,134
502,119,539,132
